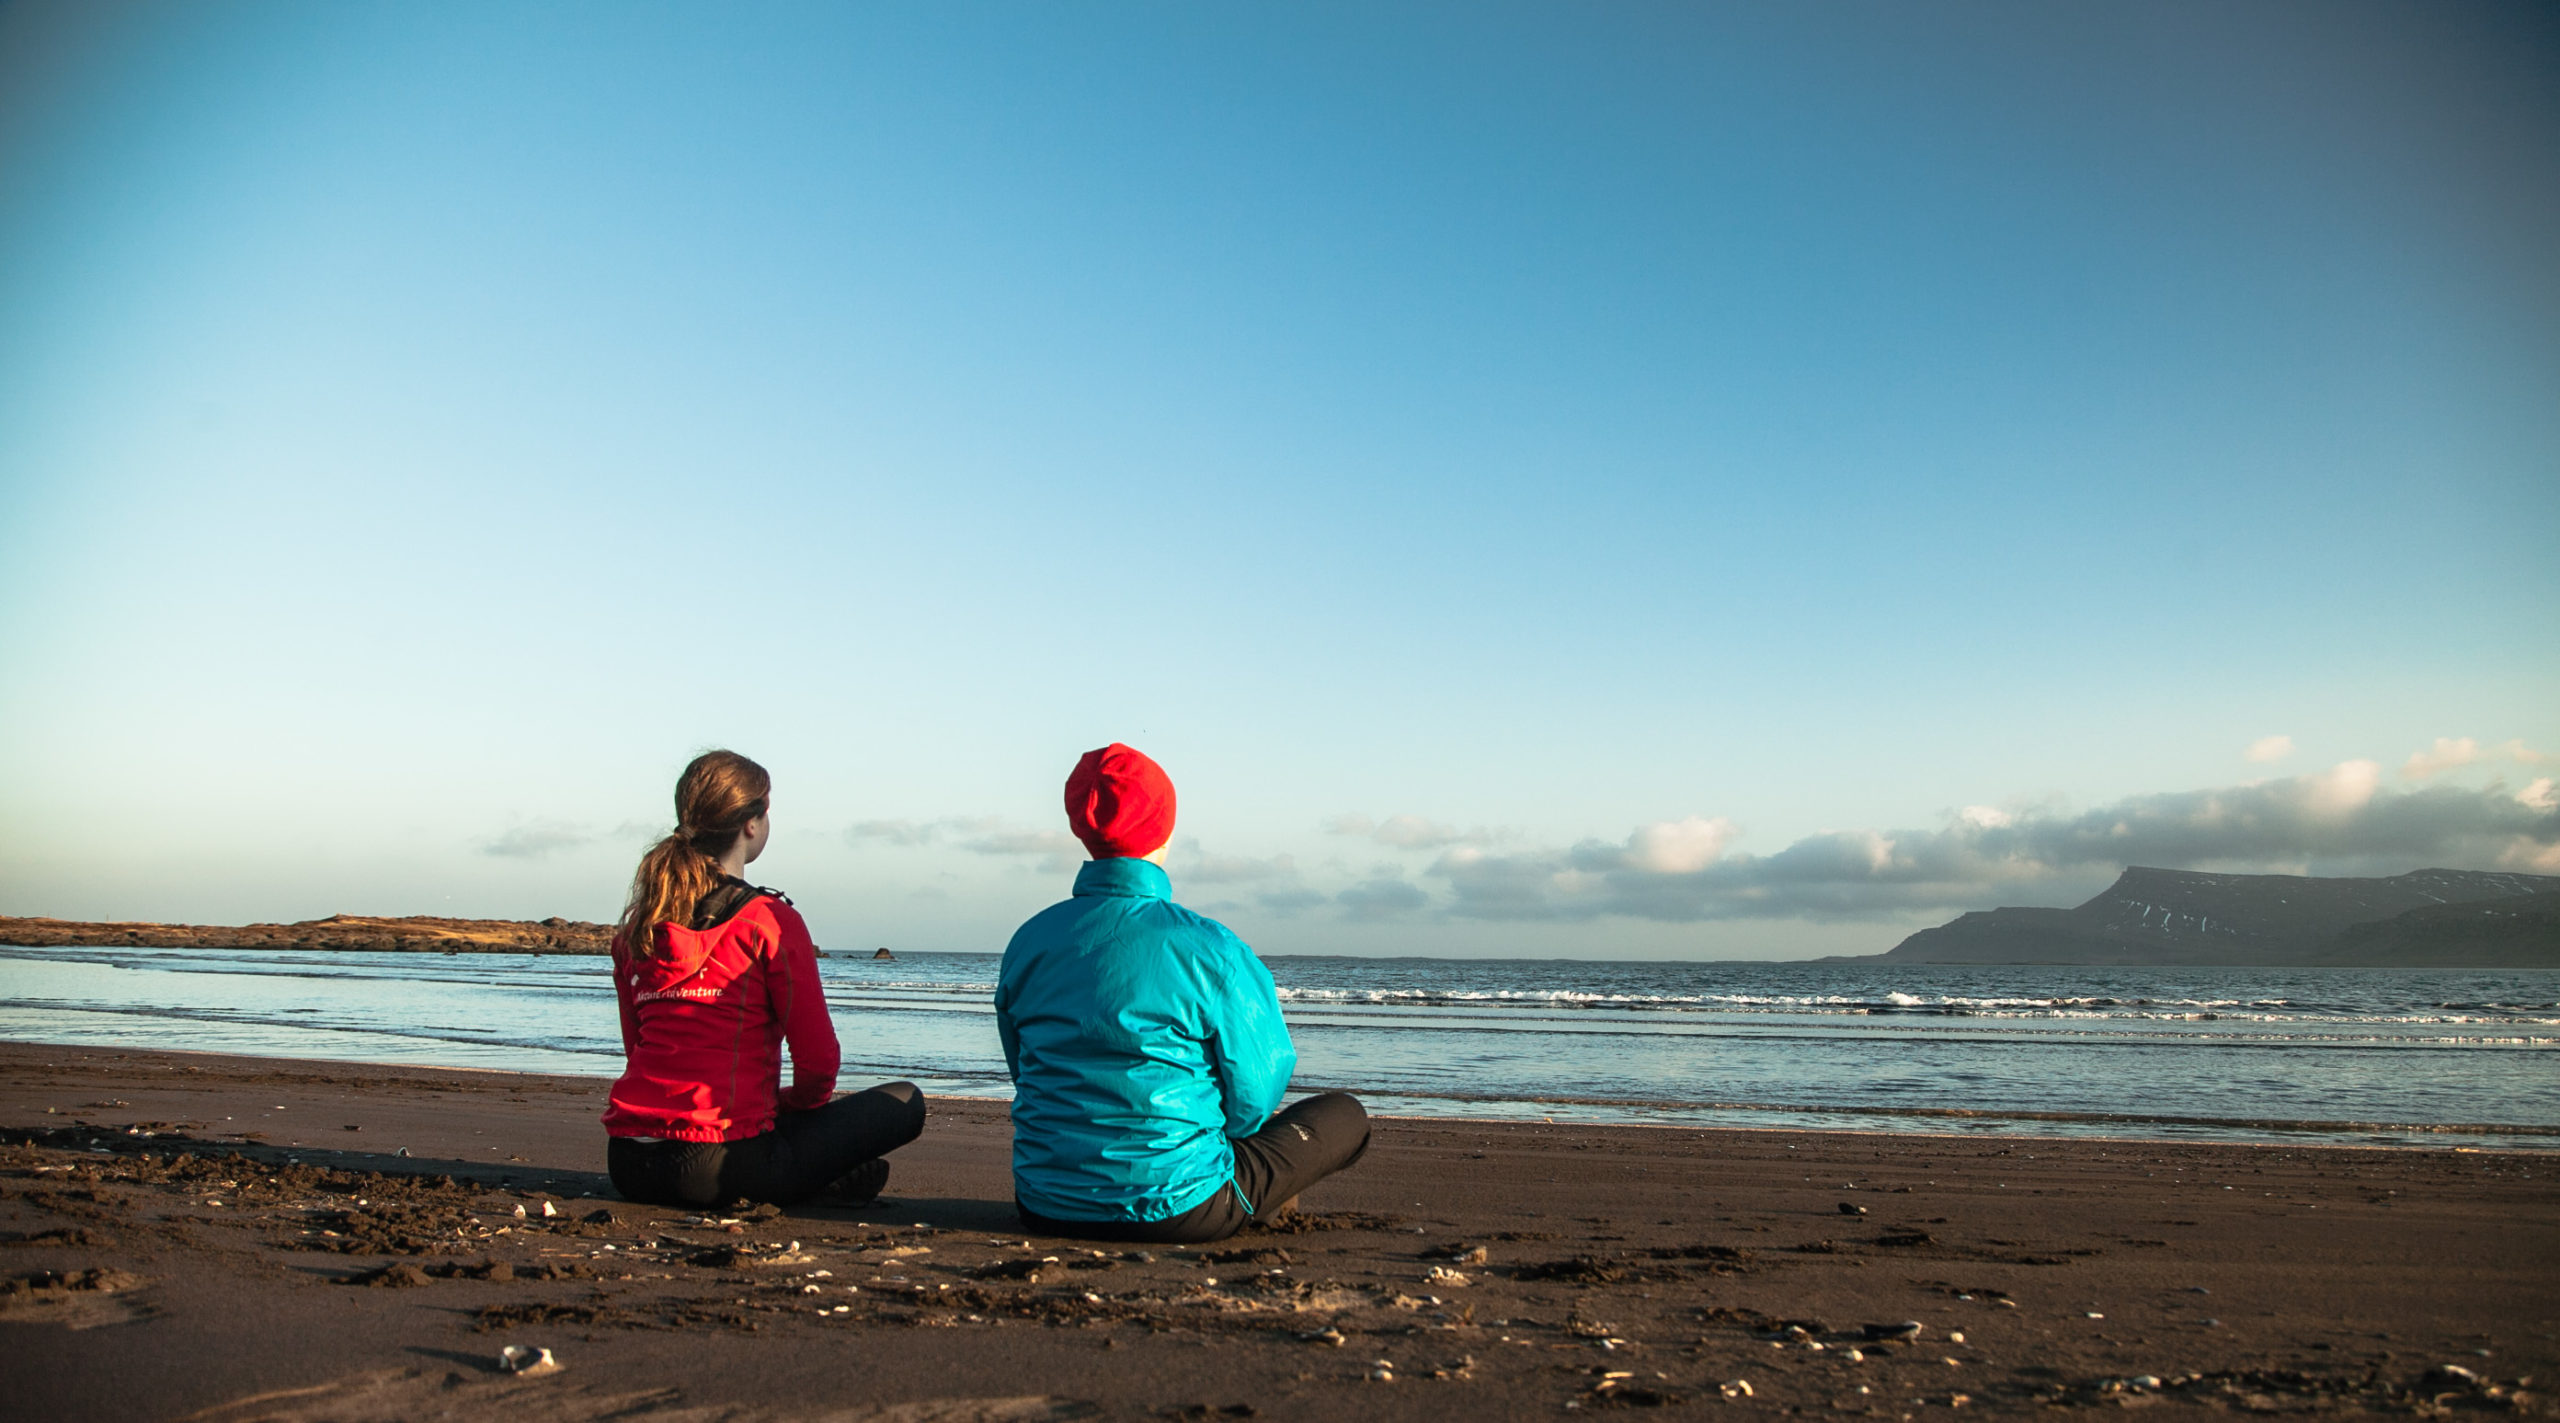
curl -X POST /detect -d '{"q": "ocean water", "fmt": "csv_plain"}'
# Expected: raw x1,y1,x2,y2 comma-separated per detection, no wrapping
2,944,2554,1150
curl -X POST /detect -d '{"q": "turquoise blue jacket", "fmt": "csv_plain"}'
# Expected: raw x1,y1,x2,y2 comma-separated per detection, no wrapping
995,858,1298,1221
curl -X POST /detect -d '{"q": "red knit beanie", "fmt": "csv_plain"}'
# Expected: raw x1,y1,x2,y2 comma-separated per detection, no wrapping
1064,743,1177,859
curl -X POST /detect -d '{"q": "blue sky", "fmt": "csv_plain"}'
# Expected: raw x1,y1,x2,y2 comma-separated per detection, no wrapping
2,2,2554,958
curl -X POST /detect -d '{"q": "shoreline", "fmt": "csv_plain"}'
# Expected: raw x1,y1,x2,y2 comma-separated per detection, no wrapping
3,1040,2555,1420
10,1015,2553,1151
18,931,2560,968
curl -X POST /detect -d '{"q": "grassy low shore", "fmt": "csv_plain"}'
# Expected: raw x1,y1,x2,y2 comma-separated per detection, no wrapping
0,914,612,955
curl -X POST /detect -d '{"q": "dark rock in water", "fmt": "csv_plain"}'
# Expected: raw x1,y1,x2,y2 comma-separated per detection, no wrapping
872,946,895,960
1848,867,2560,966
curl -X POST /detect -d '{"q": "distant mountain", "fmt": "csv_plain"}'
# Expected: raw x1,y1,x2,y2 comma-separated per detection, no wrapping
2323,890,2560,966
1858,867,2560,966
0,913,612,955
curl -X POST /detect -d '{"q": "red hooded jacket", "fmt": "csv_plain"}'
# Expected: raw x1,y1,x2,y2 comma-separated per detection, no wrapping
602,889,839,1142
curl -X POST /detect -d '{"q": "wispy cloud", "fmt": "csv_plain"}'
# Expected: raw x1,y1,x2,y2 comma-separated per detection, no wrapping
2245,734,2295,764
1256,887,1329,915
1420,761,2558,923
1336,876,1429,919
479,821,595,860
844,816,1004,847
1179,852,1300,884
2401,737,2546,780
1324,812,1503,850
961,829,1084,860
846,815,1081,871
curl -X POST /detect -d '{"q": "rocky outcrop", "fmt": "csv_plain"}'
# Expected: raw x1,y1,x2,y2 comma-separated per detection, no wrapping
0,913,612,955
1866,867,2560,966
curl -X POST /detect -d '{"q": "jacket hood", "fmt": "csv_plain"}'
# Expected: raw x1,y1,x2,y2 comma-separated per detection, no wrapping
621,921,719,992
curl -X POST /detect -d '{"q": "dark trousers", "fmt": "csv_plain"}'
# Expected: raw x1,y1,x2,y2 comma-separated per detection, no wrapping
1019,1092,1370,1244
607,1081,925,1209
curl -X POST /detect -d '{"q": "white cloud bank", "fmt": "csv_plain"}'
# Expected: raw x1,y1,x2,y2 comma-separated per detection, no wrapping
1416,759,2558,923
824,738,2559,925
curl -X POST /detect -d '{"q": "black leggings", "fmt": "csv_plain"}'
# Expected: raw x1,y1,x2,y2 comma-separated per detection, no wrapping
607,1082,925,1209
1019,1092,1370,1244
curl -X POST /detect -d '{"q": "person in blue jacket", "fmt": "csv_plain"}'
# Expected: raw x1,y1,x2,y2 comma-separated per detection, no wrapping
995,743,1370,1242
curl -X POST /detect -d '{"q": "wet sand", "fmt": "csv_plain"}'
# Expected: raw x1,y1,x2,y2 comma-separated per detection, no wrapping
0,1041,2551,1420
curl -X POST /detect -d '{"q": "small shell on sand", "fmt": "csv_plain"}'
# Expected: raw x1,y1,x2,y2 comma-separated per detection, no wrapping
498,1346,559,1377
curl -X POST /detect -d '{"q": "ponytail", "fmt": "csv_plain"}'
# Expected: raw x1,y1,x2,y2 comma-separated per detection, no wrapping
618,749,771,958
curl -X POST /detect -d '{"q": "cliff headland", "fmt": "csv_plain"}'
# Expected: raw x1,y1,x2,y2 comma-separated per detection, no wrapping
1856,866,2560,966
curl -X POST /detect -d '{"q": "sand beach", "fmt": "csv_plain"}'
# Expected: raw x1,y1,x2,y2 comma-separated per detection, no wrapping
1,1040,2552,1420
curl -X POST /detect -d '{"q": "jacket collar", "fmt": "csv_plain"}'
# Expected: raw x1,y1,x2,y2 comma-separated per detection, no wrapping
1073,857,1171,900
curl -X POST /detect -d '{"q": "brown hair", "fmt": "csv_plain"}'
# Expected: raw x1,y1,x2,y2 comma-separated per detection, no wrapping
616,749,772,958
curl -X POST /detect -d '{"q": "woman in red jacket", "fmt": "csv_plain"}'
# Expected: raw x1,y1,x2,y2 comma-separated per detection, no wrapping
603,750,924,1208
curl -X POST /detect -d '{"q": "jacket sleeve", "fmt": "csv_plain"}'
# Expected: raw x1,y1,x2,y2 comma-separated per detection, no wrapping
768,905,841,1110
1204,927,1296,1137
994,972,1023,1083
610,936,639,1057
